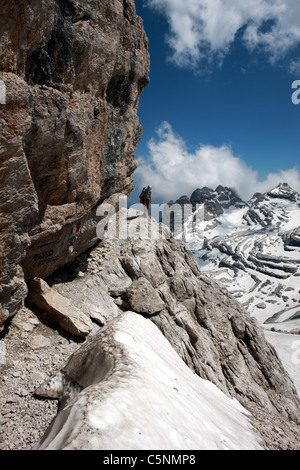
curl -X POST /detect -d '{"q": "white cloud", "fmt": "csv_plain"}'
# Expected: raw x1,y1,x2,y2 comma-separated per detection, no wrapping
290,58,300,74
146,0,300,67
134,121,300,201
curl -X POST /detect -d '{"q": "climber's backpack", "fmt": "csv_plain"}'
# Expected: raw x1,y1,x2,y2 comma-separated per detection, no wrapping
140,188,148,201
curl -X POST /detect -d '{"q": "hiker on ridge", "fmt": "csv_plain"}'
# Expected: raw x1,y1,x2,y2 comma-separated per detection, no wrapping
139,185,152,216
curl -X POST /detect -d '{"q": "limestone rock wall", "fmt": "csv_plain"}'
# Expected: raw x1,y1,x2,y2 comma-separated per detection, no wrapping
0,0,150,325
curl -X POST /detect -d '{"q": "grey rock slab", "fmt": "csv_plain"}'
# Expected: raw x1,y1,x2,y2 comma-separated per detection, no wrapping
125,277,166,315
28,278,92,337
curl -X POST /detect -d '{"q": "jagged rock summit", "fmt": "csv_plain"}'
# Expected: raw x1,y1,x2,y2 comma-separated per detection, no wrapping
31,208,300,449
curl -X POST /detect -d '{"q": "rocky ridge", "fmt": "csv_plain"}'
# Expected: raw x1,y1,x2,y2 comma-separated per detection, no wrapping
1,209,300,449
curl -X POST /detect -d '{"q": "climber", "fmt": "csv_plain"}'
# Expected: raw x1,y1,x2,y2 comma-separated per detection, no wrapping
139,185,152,216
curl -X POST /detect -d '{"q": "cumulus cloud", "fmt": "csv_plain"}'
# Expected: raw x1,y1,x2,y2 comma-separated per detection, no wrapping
134,121,300,201
290,58,300,74
145,0,300,67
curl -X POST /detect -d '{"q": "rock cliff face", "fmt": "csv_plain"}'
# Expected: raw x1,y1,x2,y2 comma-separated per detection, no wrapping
0,0,149,326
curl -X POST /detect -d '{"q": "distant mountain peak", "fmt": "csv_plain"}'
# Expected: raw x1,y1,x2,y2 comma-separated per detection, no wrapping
267,182,299,202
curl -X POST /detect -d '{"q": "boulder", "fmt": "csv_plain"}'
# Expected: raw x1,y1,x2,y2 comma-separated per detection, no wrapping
0,308,9,333
125,277,165,315
28,277,92,337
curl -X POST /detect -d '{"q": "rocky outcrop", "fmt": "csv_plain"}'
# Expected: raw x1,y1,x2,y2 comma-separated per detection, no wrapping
32,209,300,448
283,227,300,249
0,73,39,328
163,185,245,236
0,0,149,327
190,185,244,219
125,277,166,315
27,277,92,337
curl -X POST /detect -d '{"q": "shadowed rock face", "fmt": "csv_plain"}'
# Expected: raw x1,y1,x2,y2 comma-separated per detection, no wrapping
0,0,149,324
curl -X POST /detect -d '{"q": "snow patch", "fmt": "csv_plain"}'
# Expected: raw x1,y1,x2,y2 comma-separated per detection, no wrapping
35,312,264,450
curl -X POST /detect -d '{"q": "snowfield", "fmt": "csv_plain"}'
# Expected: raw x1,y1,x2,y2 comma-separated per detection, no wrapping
264,330,300,395
35,312,264,450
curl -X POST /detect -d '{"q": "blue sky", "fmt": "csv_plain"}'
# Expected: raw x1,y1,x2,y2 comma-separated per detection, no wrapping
130,0,300,205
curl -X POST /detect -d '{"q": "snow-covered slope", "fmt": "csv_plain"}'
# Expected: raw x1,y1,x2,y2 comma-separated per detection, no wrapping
178,183,300,398
35,312,264,450
183,183,300,332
